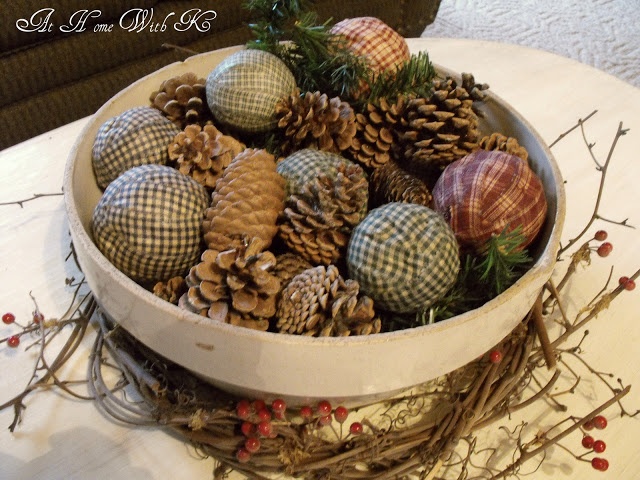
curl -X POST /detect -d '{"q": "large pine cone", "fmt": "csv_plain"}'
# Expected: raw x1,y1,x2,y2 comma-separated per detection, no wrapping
179,237,280,331
394,73,488,173
168,124,245,188
276,265,381,337
349,96,406,170
272,253,314,290
278,162,368,265
479,132,529,162
369,159,432,208
275,90,356,156
203,149,285,251
150,72,212,128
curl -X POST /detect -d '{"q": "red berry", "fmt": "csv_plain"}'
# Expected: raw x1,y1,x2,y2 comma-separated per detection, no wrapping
253,399,266,412
349,421,364,435
591,457,609,471
271,398,286,413
244,437,261,453
32,311,44,324
236,400,251,419
2,312,15,324
334,406,349,424
619,276,636,291
7,335,20,348
489,350,503,364
299,406,314,419
583,419,595,431
594,230,608,241
317,400,332,415
597,242,613,257
257,420,273,437
236,448,251,463
257,408,271,422
593,415,608,430
593,440,607,453
241,421,255,437
582,435,595,449
318,414,333,426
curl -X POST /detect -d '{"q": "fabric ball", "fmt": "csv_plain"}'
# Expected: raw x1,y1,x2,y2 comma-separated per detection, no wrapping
432,150,548,251
347,203,460,313
92,106,180,189
92,164,209,283
277,148,357,191
330,17,410,76
206,49,297,133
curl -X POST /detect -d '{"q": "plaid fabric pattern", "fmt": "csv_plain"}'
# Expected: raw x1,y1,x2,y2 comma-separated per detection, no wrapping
432,150,548,250
331,17,410,74
206,49,296,133
347,203,460,313
92,106,179,189
92,164,209,283
276,149,355,195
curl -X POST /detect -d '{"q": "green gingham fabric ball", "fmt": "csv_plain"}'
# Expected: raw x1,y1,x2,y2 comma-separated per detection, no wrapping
92,164,209,283
206,49,297,133
347,202,460,313
92,106,179,189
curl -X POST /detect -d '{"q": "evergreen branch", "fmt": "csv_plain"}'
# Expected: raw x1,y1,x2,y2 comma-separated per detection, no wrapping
364,52,436,104
477,227,532,295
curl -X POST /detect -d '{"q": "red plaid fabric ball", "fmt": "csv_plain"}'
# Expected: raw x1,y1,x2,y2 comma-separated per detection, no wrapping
432,150,548,251
331,17,410,76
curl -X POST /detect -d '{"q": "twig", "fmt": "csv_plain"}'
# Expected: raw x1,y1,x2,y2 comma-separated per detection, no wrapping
0,192,63,208
548,110,598,148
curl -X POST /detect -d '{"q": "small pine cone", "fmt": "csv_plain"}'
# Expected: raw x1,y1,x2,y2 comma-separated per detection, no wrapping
276,265,381,337
150,72,212,128
275,90,356,155
168,124,245,188
349,96,406,169
180,237,280,331
272,253,314,289
369,159,432,208
479,132,529,162
203,149,285,250
153,276,187,304
395,75,486,173
279,162,368,265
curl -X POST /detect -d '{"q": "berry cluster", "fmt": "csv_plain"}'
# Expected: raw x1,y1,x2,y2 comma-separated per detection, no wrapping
581,414,610,472
593,230,637,291
2,310,45,349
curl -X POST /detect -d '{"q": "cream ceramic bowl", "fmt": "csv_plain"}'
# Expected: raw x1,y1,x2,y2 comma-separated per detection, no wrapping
64,44,565,407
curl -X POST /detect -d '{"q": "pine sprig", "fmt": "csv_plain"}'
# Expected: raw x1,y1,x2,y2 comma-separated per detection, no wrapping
364,52,436,104
478,226,532,295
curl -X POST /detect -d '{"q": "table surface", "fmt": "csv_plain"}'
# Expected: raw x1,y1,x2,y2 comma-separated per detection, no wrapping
1,38,639,479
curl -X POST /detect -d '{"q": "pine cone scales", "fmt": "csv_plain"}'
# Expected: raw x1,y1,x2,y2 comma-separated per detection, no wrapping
168,124,245,188
275,90,356,155
150,72,212,128
203,149,285,251
369,159,432,208
279,163,368,265
276,265,381,336
479,132,529,162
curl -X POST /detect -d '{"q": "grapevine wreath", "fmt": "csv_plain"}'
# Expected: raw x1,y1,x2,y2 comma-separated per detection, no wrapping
1,1,639,479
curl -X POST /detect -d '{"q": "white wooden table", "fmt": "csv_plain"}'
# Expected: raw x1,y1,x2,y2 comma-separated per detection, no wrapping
1,38,639,479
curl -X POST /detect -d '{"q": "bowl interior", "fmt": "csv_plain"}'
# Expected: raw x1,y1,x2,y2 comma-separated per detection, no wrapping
64,45,565,406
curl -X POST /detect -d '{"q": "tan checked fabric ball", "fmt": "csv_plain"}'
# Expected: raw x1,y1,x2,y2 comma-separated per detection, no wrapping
330,17,410,76
432,150,548,251
92,106,180,189
92,164,209,283
206,49,297,133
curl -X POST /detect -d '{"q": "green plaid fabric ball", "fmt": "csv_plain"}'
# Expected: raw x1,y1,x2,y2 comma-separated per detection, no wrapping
206,49,296,133
347,202,460,313
92,106,179,189
92,164,209,283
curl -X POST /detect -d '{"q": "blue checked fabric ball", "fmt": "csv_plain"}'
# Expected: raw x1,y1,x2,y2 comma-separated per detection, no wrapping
347,203,460,313
92,106,179,189
92,164,210,283
206,49,297,133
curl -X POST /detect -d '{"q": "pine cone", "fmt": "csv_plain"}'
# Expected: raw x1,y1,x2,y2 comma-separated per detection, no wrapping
349,96,405,169
276,265,381,337
278,162,368,265
275,90,356,155
394,74,487,173
150,72,212,128
153,276,187,304
272,253,314,289
479,132,529,162
168,124,245,188
203,149,285,251
180,237,280,331
369,159,432,208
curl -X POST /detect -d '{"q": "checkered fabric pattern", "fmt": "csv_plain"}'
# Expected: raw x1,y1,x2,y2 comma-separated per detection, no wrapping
92,164,210,283
206,49,296,133
432,150,548,250
347,202,460,314
276,148,356,195
92,106,179,189
330,17,411,75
